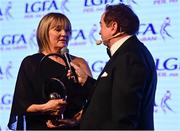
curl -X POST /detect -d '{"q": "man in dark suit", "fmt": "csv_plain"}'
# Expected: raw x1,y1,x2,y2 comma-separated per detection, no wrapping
71,3,157,129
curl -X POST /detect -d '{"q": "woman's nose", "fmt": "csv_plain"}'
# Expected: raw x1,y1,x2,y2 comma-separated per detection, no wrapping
60,29,66,35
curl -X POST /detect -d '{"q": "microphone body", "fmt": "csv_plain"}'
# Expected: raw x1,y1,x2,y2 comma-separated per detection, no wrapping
61,47,78,83
96,32,125,45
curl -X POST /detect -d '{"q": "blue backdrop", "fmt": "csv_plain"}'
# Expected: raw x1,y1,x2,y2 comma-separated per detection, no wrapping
0,0,180,130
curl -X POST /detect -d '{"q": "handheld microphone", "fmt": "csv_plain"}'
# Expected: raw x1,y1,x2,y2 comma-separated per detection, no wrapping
96,32,125,45
60,47,78,83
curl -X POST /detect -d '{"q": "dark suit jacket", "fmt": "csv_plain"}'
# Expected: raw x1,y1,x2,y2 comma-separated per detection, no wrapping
80,36,157,129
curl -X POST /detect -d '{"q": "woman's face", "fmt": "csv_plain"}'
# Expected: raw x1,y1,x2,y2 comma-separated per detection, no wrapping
48,24,71,53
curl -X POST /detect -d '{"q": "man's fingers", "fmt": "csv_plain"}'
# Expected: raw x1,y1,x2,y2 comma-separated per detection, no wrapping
70,62,79,70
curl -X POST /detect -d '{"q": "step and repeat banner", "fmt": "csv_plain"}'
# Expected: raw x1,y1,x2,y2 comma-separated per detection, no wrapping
0,0,180,130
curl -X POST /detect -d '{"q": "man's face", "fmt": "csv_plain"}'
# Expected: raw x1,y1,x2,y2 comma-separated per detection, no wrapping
99,13,112,45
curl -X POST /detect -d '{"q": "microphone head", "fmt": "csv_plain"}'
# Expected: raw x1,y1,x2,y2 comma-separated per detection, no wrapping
60,46,69,55
96,40,102,45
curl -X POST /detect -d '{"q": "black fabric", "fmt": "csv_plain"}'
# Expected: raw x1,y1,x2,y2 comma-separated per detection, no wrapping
106,48,111,58
80,36,157,129
8,53,87,130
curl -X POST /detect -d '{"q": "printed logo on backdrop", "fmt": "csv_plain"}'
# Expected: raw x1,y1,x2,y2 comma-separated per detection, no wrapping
0,61,13,80
0,126,8,131
90,57,179,83
155,57,179,77
69,24,99,46
24,0,70,19
92,60,107,73
160,17,173,40
69,29,87,46
60,0,70,14
153,0,178,5
0,94,12,111
0,30,38,52
138,23,158,41
89,24,99,45
0,33,27,51
83,0,137,13
154,90,175,113
138,17,173,42
29,29,38,49
0,1,13,21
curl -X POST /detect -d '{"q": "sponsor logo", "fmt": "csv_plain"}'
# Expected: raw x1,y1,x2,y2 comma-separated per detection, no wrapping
160,17,173,40
138,23,158,41
60,0,70,14
0,1,13,21
0,61,13,80
83,0,137,13
0,94,12,110
153,0,178,5
154,90,174,113
155,57,179,77
0,33,28,51
69,24,99,46
91,60,107,73
138,17,173,42
24,0,70,19
29,29,38,49
0,30,38,51
90,57,179,78
69,29,87,46
88,24,99,45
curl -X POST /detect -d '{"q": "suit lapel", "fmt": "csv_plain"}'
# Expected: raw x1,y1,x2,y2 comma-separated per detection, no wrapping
96,36,138,82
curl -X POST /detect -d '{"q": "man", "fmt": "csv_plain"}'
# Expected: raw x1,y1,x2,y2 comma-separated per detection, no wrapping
71,3,157,129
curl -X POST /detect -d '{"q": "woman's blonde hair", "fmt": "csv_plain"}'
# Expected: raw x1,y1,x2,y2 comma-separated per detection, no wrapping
36,12,72,52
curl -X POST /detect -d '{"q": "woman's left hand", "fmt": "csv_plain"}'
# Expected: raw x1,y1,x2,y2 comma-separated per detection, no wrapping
46,109,83,128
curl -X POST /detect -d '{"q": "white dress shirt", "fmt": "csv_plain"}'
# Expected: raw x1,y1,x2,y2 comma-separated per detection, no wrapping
110,35,132,56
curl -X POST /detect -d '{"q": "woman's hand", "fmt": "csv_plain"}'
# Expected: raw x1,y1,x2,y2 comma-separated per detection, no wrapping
45,99,67,114
26,99,67,114
46,109,83,128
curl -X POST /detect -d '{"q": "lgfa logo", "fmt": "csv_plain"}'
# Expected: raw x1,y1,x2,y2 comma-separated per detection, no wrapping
24,0,70,18
69,29,87,46
0,33,27,51
84,0,137,7
0,94,13,110
88,24,99,45
138,23,158,41
0,61,13,80
138,17,173,42
160,17,173,40
155,57,179,77
155,57,179,71
83,0,137,13
0,1,13,21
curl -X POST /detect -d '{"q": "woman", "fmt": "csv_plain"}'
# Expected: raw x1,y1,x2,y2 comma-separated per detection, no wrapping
8,12,92,130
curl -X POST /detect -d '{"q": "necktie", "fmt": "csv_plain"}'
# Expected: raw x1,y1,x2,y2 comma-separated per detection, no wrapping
106,48,111,58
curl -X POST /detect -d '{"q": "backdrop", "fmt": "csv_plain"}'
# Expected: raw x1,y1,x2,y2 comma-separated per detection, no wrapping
0,0,180,130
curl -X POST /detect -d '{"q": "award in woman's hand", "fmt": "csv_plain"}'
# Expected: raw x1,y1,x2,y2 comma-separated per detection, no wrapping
45,77,67,126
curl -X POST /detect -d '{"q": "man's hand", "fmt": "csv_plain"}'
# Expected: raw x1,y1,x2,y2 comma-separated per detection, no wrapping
67,62,88,86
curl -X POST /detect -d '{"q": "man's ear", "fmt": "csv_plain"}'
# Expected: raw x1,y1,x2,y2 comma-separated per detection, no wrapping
111,21,118,35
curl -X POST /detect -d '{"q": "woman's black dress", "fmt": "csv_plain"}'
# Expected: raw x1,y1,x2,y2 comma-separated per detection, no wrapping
8,53,87,130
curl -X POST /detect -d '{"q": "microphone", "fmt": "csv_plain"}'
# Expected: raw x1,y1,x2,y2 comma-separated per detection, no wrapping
60,47,78,83
96,32,125,45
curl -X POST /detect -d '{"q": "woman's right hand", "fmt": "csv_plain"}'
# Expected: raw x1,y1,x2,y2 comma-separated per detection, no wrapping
44,99,67,114
26,99,67,114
